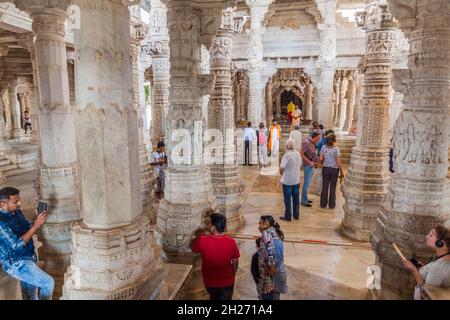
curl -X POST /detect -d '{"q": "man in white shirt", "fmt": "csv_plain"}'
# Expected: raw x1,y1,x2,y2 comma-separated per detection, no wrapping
243,122,256,166
279,139,302,221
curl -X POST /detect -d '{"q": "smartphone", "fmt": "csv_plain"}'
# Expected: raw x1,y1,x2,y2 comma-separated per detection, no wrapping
410,257,421,268
36,201,48,215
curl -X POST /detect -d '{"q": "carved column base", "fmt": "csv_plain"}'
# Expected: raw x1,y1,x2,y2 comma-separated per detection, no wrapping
38,221,76,299
155,167,216,298
10,128,24,140
341,147,390,242
371,175,448,299
61,214,154,300
211,166,243,232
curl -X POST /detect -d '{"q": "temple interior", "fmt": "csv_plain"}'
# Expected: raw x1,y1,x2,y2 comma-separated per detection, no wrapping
0,0,449,300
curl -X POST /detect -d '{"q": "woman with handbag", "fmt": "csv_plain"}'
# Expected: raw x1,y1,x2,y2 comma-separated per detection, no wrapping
318,134,345,209
257,215,288,300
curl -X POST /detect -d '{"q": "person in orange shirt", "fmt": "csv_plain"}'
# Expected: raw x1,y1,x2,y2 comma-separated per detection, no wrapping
268,120,282,157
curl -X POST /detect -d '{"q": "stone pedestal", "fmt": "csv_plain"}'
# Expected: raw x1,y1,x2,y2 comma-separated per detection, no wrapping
62,0,154,300
341,2,396,242
209,11,243,232
372,0,450,299
30,7,80,298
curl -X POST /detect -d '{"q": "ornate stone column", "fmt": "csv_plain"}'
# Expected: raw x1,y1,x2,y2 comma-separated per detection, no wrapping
371,0,450,299
332,75,340,126
8,80,23,140
335,72,348,129
341,1,397,241
305,81,313,122
17,34,40,145
246,0,272,126
131,21,157,224
265,77,273,124
0,87,10,153
342,71,356,131
155,0,217,264
209,9,243,231
29,6,80,298
62,0,154,300
350,69,364,134
315,0,336,129
148,0,170,146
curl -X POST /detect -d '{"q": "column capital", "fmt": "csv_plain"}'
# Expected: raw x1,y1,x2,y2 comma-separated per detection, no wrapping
356,1,397,32
387,0,417,33
30,7,68,37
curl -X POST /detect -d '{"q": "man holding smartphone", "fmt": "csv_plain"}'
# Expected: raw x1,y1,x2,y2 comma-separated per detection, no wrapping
0,187,54,300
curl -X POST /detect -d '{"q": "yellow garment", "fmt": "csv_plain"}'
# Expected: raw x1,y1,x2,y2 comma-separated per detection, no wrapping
287,103,296,113
267,124,281,152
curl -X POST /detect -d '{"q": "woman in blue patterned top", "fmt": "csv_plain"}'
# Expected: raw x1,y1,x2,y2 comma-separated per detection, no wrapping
257,215,288,300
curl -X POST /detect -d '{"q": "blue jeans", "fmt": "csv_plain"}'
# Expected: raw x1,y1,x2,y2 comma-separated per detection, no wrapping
282,184,299,220
301,166,315,204
7,260,54,300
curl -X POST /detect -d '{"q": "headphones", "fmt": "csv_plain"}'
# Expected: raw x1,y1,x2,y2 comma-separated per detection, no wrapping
435,229,448,248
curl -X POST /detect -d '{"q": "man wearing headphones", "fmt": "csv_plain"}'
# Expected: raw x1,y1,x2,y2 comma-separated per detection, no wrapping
402,225,450,299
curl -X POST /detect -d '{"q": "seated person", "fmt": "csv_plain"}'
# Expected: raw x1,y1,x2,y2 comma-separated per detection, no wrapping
402,225,450,299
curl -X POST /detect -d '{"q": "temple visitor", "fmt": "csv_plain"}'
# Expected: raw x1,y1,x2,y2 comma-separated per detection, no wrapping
300,131,321,207
315,130,335,195
150,141,167,199
0,187,54,300
402,225,450,300
257,215,288,300
279,139,301,222
289,124,303,154
251,238,261,299
319,124,326,137
290,107,302,131
243,121,256,166
23,111,32,134
311,121,320,132
191,213,240,300
256,122,269,167
287,100,296,123
268,119,282,157
319,134,345,209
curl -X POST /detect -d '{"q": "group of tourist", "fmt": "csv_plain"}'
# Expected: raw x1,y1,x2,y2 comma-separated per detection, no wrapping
279,123,345,222
243,120,283,166
190,212,287,300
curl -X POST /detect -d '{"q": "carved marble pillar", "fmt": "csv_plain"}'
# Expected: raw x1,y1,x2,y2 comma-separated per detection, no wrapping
156,1,216,265
315,0,336,129
372,0,450,299
246,0,272,126
350,70,364,134
8,80,23,140
332,78,340,126
209,10,243,232
341,1,397,242
343,71,356,131
148,0,170,146
233,75,241,123
275,92,281,119
29,7,80,298
265,77,273,124
336,72,348,129
0,88,10,153
131,22,156,224
62,0,154,300
305,81,313,122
